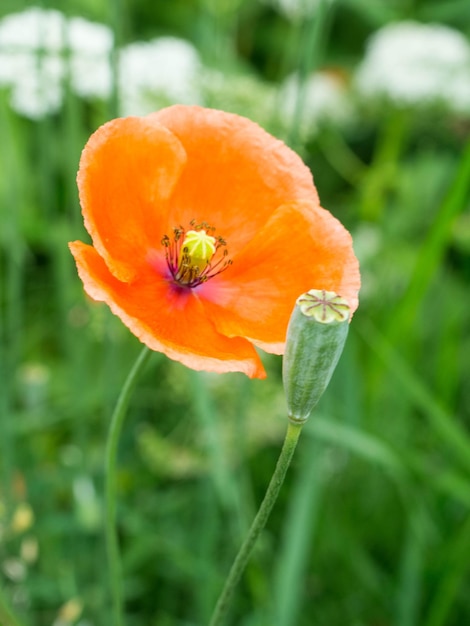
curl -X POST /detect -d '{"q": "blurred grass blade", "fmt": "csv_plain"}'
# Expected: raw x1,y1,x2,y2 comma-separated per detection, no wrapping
385,140,470,343
189,371,243,522
287,0,335,147
358,320,470,475
308,415,407,482
108,0,125,119
395,504,427,626
359,108,409,221
273,434,326,626
0,584,25,626
424,514,470,626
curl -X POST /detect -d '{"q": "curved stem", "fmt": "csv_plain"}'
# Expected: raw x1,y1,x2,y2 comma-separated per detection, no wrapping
105,345,151,626
208,420,304,626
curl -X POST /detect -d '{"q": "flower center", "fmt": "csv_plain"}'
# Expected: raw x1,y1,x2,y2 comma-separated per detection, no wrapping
161,220,232,288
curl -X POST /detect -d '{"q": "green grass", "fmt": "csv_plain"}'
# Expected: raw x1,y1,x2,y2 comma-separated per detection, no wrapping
1,1,470,625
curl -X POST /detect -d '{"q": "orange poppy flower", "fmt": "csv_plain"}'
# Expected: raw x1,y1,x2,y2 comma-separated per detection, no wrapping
69,105,360,379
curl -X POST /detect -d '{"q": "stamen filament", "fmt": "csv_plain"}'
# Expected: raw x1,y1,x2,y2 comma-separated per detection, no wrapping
162,222,232,288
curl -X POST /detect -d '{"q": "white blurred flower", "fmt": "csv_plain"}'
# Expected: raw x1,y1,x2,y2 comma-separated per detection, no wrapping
0,7,65,118
261,0,334,21
201,68,276,126
53,598,83,626
445,67,470,115
73,476,101,531
0,7,113,118
352,223,382,265
6,53,64,118
355,21,470,114
0,6,65,50
10,502,35,535
351,223,383,302
20,537,39,564
67,17,113,99
2,557,27,582
280,70,353,136
17,361,50,410
118,37,202,116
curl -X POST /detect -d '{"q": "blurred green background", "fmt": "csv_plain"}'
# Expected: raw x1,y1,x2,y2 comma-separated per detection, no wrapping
1,0,470,625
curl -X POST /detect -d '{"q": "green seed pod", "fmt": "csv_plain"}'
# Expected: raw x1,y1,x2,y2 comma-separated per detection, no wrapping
282,289,351,424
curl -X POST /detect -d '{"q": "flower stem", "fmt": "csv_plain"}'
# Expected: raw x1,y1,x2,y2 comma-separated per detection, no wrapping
208,420,304,626
105,345,151,626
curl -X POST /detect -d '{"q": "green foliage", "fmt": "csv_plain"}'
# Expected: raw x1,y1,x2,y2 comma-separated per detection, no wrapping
1,0,470,625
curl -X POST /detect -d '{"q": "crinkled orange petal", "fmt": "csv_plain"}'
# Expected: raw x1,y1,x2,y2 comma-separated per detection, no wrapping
78,116,187,282
148,105,319,253
69,241,267,379
200,201,360,353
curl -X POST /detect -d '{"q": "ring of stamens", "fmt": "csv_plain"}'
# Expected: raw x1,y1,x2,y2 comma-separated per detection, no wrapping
161,220,232,288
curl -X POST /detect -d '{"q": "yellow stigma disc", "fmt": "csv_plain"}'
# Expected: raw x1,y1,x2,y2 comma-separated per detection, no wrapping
182,229,216,271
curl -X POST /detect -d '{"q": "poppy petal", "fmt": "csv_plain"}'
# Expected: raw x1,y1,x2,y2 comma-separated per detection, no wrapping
69,241,267,378
149,105,319,253
200,201,360,353
78,116,187,282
